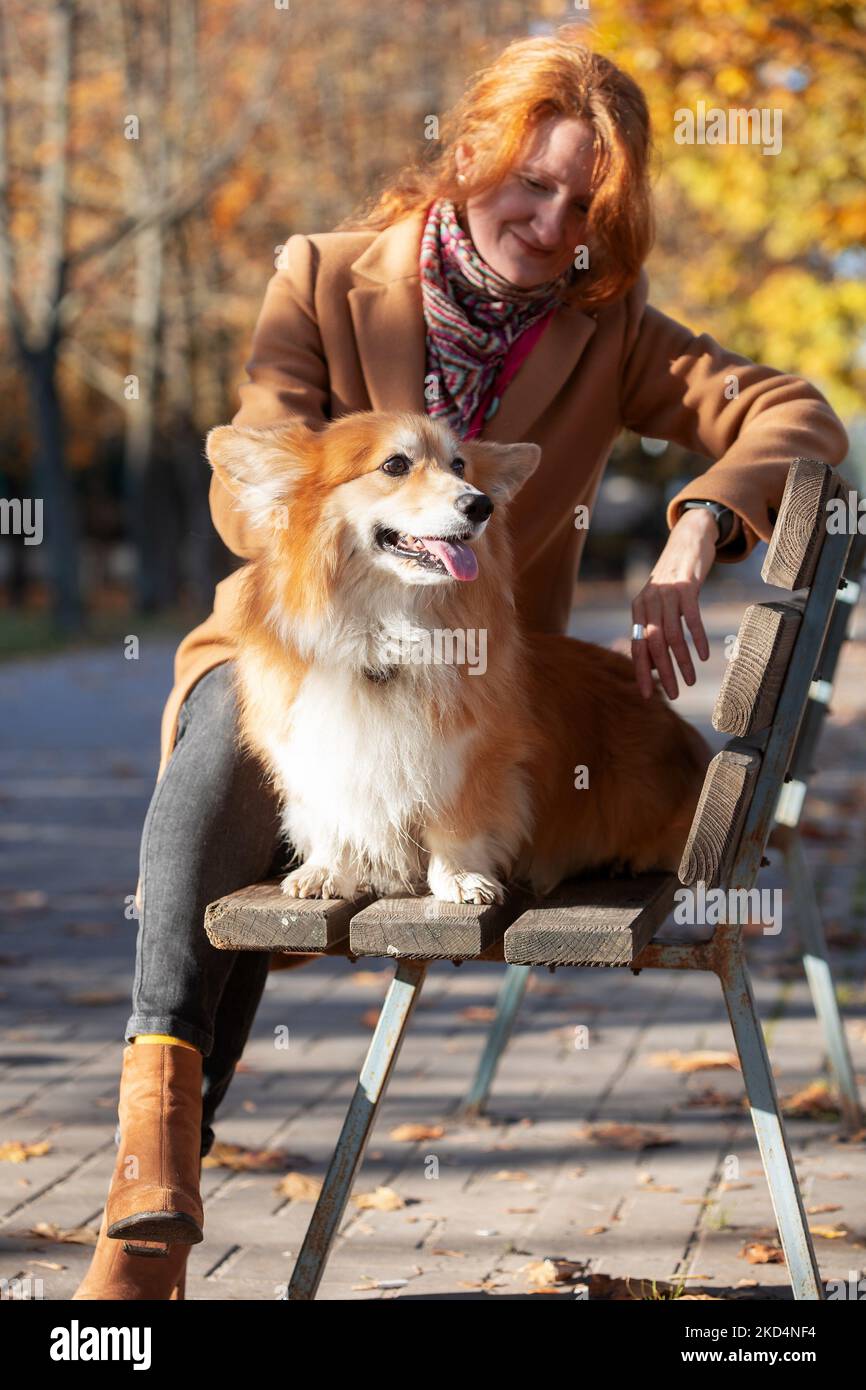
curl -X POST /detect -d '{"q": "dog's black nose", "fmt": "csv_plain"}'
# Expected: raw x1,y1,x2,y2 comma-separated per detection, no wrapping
454,491,494,525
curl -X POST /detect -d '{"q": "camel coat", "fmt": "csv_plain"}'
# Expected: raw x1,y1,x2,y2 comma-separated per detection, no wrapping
156,206,848,783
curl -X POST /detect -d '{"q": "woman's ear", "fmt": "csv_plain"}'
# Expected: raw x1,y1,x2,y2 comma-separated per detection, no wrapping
464,440,542,504
205,421,315,530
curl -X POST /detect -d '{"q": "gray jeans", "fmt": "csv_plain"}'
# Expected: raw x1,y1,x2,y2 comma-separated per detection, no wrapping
123,661,291,1157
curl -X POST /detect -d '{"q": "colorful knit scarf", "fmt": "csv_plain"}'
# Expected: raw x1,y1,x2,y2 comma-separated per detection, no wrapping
419,197,575,438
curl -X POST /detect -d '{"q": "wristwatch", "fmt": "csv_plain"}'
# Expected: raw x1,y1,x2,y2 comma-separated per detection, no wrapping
680,498,736,548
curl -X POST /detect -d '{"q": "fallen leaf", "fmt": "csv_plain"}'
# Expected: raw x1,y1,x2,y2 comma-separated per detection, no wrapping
360,1008,381,1029
741,1241,784,1264
638,1171,679,1193
524,1257,587,1286
506,1206,538,1214
352,1186,405,1212
806,1203,842,1214
809,1224,848,1239
0,1140,52,1163
274,1171,323,1202
580,1123,675,1151
202,1142,308,1172
492,1169,530,1182
459,1006,496,1022
429,1247,465,1258
781,1081,840,1120
648,1050,740,1073
389,1123,444,1142
719,1181,753,1192
25,1222,97,1247
584,1225,608,1236
351,971,390,988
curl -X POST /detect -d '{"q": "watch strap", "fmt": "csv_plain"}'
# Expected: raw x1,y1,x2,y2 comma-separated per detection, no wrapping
680,498,736,547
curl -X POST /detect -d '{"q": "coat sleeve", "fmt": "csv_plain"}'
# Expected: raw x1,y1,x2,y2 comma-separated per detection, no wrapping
209,234,331,560
619,272,849,562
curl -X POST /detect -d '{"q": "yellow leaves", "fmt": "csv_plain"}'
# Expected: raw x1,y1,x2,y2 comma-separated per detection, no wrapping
648,1049,740,1073
389,1123,444,1142
201,1142,309,1171
0,1140,52,1163
274,1172,323,1202
351,1186,404,1212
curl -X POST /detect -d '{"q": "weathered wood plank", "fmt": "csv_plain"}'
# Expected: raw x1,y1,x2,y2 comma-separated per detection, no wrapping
678,747,762,889
503,871,678,967
205,879,373,954
761,457,845,590
713,599,804,737
349,888,530,960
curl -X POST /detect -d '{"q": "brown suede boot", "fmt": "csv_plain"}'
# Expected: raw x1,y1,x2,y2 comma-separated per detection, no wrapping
105,1042,204,1245
73,1210,189,1300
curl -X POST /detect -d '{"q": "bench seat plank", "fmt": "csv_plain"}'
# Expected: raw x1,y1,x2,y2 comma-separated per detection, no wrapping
349,889,531,960
204,880,373,954
503,871,678,967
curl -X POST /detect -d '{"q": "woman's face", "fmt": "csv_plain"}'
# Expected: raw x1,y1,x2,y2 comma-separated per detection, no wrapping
456,116,596,288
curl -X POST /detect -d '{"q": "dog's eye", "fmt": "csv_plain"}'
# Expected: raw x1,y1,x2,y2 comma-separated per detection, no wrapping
451,457,466,475
381,454,411,476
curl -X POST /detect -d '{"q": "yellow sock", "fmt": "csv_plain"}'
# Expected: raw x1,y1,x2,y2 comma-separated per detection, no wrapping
132,1033,200,1053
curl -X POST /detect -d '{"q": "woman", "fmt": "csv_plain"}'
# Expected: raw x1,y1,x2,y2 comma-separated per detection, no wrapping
74,31,847,1298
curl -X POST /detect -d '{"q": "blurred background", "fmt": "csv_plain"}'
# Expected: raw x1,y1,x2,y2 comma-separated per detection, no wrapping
0,0,864,653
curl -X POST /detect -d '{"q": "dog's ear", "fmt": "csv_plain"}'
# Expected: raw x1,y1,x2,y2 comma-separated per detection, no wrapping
205,421,316,529
464,440,542,504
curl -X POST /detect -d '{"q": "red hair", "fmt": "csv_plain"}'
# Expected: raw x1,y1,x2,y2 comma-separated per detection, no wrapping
335,27,654,309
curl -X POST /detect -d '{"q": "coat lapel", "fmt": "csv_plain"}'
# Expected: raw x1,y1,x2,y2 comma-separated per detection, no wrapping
347,208,598,442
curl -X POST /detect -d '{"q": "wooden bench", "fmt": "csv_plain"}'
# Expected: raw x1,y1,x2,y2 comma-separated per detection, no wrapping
205,457,864,1301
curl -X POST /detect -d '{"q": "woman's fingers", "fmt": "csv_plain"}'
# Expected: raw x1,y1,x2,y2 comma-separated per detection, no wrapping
633,584,707,700
679,585,710,662
661,591,696,687
633,594,679,700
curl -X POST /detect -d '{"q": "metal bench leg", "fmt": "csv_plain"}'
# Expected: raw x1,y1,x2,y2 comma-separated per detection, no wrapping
462,964,531,1116
717,944,824,1300
287,960,428,1300
783,828,863,1131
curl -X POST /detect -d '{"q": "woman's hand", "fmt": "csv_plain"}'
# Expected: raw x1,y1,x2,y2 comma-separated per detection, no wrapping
630,507,719,700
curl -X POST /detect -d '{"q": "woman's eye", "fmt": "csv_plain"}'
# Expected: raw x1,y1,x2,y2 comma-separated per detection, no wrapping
451,457,465,475
522,175,546,192
381,454,411,476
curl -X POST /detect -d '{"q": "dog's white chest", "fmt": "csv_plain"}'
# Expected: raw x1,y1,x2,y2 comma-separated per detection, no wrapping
266,666,469,882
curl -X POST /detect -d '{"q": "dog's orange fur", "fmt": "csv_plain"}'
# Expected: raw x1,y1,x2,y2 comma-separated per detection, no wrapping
207,411,711,900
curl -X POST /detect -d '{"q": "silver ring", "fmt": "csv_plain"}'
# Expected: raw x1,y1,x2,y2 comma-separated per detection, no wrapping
632,623,646,641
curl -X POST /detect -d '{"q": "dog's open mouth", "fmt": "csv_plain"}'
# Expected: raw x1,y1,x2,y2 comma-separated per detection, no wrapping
374,526,478,581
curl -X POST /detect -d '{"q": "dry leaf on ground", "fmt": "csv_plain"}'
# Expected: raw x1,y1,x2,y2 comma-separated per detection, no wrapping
202,1142,308,1172
648,1050,740,1073
389,1123,444,1142
352,1186,405,1212
26,1222,98,1247
0,1140,52,1163
524,1257,587,1286
274,1171,323,1202
580,1123,675,1151
741,1241,785,1264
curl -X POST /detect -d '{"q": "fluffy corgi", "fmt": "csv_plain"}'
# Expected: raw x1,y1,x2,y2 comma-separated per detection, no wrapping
205,410,711,905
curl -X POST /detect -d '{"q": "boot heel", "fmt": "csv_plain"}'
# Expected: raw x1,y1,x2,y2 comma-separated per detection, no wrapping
109,1211,203,1245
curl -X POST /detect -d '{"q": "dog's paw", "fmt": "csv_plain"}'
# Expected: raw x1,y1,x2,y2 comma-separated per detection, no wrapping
428,865,505,905
281,864,357,900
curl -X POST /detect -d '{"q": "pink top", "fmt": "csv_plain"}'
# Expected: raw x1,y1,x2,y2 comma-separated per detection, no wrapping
464,307,556,440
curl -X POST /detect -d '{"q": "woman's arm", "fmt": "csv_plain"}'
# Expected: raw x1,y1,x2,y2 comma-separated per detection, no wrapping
620,279,849,560
618,274,849,699
210,233,331,560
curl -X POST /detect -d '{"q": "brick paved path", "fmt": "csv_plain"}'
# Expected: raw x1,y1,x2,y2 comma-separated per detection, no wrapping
1,577,864,1300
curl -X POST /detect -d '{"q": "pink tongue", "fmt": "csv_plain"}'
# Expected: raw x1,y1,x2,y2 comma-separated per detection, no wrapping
422,537,478,581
